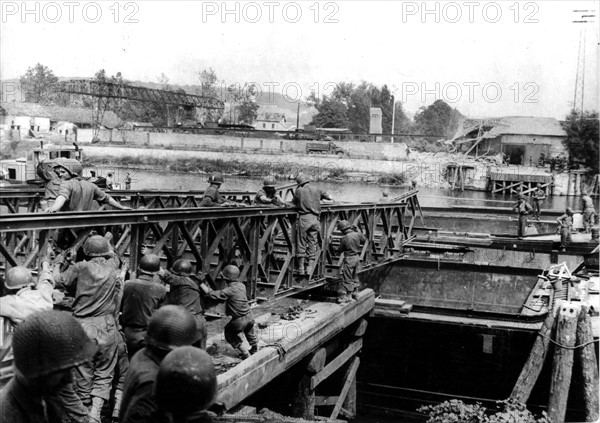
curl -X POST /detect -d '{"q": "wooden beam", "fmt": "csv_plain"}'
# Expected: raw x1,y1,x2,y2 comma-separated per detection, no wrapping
575,304,599,422
330,357,360,419
311,339,363,390
547,302,580,423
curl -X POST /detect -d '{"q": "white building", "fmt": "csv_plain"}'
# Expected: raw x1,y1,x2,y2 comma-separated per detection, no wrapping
254,113,289,131
0,102,51,138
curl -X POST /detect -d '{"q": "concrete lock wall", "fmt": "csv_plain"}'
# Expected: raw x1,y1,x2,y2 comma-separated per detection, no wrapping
77,129,412,160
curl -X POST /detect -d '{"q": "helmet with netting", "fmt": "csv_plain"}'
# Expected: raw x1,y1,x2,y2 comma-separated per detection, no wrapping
13,310,96,378
146,305,199,353
207,172,224,184
155,346,217,415
139,254,161,274
263,176,277,188
5,266,34,290
52,158,83,177
222,265,240,281
295,174,310,186
337,220,351,232
172,259,193,275
83,235,111,257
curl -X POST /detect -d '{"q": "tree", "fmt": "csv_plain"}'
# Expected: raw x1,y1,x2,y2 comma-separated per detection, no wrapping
19,63,59,104
414,99,462,138
236,100,259,124
561,110,599,173
198,68,223,122
310,95,349,128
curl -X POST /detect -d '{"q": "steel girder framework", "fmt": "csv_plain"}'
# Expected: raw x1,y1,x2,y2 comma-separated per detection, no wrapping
0,184,298,214
52,80,224,110
0,195,421,302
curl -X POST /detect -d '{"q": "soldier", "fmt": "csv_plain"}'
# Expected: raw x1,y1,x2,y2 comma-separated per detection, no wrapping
159,259,208,350
531,185,546,221
336,220,367,303
37,158,62,210
292,174,334,277
199,172,226,207
557,208,574,251
512,195,533,238
200,265,258,359
125,172,132,190
0,310,96,422
121,254,167,358
45,159,131,213
0,264,55,325
581,191,597,233
120,305,199,423
155,346,217,422
378,191,390,203
53,235,124,422
254,176,284,206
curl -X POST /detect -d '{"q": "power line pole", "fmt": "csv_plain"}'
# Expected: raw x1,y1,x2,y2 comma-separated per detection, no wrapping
573,27,586,115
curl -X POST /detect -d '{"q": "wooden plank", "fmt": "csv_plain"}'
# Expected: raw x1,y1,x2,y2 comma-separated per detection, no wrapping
575,304,599,422
330,357,360,419
216,290,375,410
315,395,339,406
311,339,363,390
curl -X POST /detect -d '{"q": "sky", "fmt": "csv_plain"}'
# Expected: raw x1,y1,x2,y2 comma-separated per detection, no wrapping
1,0,598,119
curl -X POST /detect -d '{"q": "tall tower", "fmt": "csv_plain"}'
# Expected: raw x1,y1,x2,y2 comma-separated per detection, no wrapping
573,28,586,115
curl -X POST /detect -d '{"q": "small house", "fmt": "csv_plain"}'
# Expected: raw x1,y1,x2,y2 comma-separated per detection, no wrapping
0,102,51,137
46,106,120,130
254,113,289,131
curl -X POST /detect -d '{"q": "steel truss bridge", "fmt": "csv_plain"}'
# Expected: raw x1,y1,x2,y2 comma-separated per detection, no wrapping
0,191,422,301
51,80,224,110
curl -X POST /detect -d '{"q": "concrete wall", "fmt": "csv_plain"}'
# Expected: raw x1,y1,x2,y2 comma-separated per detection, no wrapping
77,129,412,160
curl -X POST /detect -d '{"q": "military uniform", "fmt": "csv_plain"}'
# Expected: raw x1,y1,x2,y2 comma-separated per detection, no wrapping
199,184,224,207
54,253,122,404
121,274,167,357
0,268,54,324
56,178,109,211
293,184,331,263
206,282,257,353
513,199,533,237
557,212,573,251
582,194,597,233
161,271,207,349
338,229,366,297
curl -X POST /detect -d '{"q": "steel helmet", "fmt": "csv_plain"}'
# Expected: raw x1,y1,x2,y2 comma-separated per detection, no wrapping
263,176,277,188
155,346,217,415
139,254,161,274
207,172,224,185
53,158,83,178
37,159,58,182
13,310,96,378
222,265,240,281
518,194,526,200
83,235,111,257
4,266,34,290
337,220,351,232
146,305,199,353
172,259,193,275
566,207,574,214
295,174,310,186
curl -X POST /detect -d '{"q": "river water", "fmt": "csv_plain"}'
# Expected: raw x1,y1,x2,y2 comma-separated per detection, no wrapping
109,168,595,211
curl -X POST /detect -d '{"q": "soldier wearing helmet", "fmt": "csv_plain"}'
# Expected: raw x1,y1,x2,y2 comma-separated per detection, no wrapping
557,207,575,251
254,176,284,207
37,158,62,209
53,235,125,421
292,173,334,277
199,172,226,207
155,346,217,420
121,254,167,358
581,191,597,233
336,220,366,303
120,305,199,423
0,310,96,422
45,159,131,213
200,264,258,359
0,262,57,325
512,194,533,238
159,259,208,349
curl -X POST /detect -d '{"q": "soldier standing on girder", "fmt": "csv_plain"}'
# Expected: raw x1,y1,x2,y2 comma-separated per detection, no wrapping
292,174,334,277
336,220,366,303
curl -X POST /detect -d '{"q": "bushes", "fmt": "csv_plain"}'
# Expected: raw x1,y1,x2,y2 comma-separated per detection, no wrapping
378,172,407,185
418,399,549,423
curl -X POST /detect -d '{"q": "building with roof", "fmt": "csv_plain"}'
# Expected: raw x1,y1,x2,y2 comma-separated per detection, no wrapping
254,112,289,131
452,116,567,165
45,105,120,129
0,102,51,137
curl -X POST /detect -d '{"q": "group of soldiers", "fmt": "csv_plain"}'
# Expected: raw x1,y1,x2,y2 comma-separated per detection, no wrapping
512,186,597,251
0,161,369,422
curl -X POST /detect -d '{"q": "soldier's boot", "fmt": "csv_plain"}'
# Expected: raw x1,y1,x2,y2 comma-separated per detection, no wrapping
112,389,123,422
89,396,104,423
238,346,250,360
306,260,316,278
351,289,359,300
337,292,348,304
295,258,306,276
249,344,258,355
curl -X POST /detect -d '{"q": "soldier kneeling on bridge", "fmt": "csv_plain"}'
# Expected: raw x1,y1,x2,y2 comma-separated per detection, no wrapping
200,265,258,359
337,220,366,303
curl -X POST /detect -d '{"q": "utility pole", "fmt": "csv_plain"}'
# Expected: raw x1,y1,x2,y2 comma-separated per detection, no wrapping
296,102,300,130
391,95,395,144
